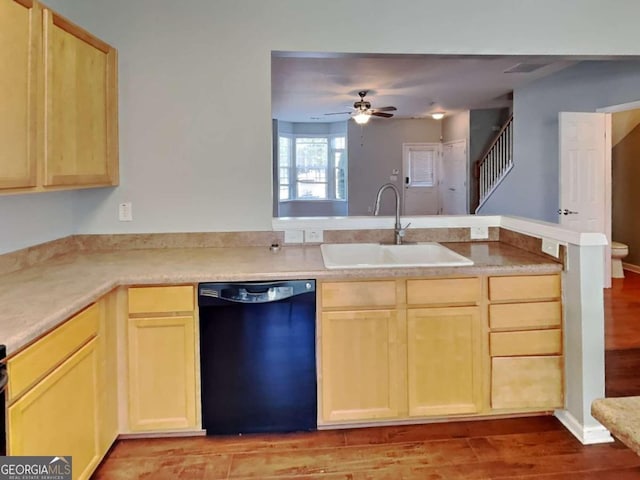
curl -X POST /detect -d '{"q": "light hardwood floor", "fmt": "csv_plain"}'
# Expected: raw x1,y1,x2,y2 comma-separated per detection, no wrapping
92,273,640,479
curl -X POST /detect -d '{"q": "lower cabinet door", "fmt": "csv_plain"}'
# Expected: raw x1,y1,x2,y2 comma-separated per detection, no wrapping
407,307,482,416
491,356,563,409
128,315,197,431
321,310,402,422
8,339,100,480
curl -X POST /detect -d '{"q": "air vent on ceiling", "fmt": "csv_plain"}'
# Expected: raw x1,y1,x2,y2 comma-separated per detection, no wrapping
503,63,549,74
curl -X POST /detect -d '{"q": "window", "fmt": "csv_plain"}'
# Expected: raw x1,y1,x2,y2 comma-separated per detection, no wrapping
407,148,436,187
278,134,347,201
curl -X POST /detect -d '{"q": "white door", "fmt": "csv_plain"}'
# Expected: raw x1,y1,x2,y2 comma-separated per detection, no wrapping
559,112,611,286
402,143,440,215
440,140,468,215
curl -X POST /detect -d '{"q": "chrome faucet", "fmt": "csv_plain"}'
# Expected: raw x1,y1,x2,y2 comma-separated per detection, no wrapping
373,183,410,245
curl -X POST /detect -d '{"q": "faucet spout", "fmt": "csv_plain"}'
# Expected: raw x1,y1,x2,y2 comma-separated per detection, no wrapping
373,183,405,244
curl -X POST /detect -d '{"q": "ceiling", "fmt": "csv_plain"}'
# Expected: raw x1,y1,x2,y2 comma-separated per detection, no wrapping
271,53,581,123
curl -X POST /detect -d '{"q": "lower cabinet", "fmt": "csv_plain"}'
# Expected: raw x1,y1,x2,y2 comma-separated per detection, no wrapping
488,275,564,411
126,286,198,432
319,278,484,425
7,302,107,480
127,315,197,431
319,274,563,426
407,307,481,417
321,310,402,422
9,341,99,479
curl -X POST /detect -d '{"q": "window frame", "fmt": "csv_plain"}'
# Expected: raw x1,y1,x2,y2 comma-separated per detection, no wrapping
278,132,347,202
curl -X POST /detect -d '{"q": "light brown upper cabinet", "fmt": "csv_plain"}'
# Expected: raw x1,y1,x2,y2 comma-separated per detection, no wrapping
0,0,118,194
43,8,118,187
0,0,38,189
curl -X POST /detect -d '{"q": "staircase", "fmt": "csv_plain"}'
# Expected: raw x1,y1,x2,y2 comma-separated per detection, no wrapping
475,115,513,213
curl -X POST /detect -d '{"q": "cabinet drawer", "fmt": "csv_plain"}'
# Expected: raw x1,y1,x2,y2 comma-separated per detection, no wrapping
8,303,99,401
406,277,480,306
490,301,561,330
490,329,562,357
129,286,194,314
321,281,396,309
489,275,560,302
491,356,563,410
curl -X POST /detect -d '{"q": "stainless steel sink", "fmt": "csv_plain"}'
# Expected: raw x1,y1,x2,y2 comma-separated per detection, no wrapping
320,242,474,269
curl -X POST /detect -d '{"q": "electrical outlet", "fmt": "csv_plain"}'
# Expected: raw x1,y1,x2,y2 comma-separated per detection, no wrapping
470,226,488,240
284,229,304,244
118,202,133,221
304,229,324,243
541,238,560,258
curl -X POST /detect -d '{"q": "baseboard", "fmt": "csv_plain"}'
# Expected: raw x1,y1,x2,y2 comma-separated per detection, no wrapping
554,409,613,445
622,262,640,274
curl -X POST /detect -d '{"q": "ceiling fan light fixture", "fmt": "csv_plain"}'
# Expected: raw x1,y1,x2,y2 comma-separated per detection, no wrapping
431,112,445,120
353,111,371,124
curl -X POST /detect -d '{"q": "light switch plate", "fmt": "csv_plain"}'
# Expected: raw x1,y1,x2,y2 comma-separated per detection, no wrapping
541,238,560,258
470,226,489,240
284,229,304,244
118,202,132,222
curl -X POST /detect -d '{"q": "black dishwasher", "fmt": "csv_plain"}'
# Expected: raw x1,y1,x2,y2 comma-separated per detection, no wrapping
198,280,316,435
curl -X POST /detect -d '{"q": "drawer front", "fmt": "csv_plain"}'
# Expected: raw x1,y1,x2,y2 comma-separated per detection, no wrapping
8,303,99,401
321,281,396,309
491,356,563,410
490,301,562,330
489,275,560,302
490,329,562,357
406,277,480,306
129,286,194,314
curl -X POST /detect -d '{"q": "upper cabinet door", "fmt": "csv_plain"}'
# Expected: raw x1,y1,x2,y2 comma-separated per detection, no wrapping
43,9,118,187
0,0,38,189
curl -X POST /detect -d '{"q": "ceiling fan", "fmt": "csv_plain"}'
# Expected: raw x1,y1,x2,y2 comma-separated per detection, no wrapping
324,91,397,124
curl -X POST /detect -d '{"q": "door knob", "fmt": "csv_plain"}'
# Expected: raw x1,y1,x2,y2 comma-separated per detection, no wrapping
557,209,579,215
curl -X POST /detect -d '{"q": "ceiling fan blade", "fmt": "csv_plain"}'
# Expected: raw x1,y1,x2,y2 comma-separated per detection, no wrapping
372,106,397,112
324,111,352,116
371,112,394,118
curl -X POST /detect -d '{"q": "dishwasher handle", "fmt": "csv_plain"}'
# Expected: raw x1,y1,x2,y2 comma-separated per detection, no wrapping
199,280,315,305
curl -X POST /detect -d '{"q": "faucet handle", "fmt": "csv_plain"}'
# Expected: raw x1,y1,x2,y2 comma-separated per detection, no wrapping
398,222,411,237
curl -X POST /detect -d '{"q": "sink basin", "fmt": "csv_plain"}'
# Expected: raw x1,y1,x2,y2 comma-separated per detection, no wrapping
320,242,474,269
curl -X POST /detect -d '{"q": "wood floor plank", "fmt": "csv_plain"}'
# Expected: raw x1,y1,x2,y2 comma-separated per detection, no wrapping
227,439,478,478
108,430,345,459
497,466,640,480
468,430,587,460
344,417,562,446
91,454,231,480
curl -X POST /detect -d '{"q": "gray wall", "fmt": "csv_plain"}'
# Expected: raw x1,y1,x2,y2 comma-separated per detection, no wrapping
480,61,640,222
4,0,640,253
0,192,76,253
612,123,640,266
442,111,469,144
348,118,441,215
469,108,511,211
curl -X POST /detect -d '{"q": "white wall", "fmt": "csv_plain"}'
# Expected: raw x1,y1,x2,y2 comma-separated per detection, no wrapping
480,61,640,221
3,0,640,252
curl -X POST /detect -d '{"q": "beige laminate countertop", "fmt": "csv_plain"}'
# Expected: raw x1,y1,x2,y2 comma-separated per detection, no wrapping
592,397,640,455
0,241,560,356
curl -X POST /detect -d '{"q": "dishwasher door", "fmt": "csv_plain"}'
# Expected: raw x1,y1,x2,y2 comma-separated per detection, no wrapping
198,280,316,435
